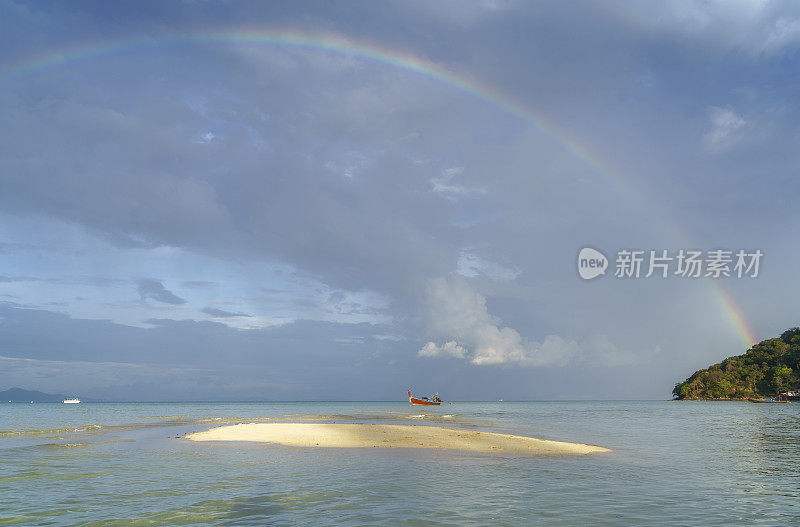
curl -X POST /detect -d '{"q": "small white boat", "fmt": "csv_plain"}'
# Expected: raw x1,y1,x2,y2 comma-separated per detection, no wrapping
62,398,81,404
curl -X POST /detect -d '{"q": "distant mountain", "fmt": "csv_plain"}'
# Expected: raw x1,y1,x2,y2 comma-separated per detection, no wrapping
673,328,800,399
0,387,98,403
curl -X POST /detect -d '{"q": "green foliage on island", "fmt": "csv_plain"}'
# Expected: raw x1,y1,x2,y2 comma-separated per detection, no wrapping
673,328,800,400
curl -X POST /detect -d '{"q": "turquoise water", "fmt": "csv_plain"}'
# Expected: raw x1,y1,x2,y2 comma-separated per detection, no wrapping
1,401,799,525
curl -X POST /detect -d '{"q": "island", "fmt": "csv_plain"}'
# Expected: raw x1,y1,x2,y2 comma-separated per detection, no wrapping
673,327,800,400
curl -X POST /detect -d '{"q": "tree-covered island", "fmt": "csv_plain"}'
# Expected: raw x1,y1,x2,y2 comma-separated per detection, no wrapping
673,327,800,400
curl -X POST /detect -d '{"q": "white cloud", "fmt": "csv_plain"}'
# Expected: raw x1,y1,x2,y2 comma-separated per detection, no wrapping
373,334,406,341
703,106,746,153
430,167,487,201
456,251,520,280
761,16,800,53
416,288,654,365
418,340,467,358
623,1,800,56
417,277,577,366
324,152,371,179
197,131,215,144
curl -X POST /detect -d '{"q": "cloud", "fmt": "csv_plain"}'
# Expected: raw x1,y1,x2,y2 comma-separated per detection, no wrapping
456,251,520,280
323,151,371,179
325,289,390,319
417,277,578,366
703,106,745,153
137,279,186,305
761,16,800,53
202,306,252,318
430,167,487,201
196,131,216,144
624,2,800,56
418,340,467,358
0,0,794,400
418,298,651,367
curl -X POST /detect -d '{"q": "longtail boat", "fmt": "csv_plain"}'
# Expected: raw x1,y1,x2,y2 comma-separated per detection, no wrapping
408,389,441,406
748,397,789,403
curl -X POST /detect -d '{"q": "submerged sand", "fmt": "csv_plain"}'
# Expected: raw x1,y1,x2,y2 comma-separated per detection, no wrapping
186,423,610,456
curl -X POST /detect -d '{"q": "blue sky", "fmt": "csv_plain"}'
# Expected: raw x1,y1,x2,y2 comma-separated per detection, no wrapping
1,0,800,400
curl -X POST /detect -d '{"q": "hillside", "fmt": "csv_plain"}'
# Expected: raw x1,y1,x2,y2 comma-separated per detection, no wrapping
0,387,99,403
673,328,800,399
1,387,69,402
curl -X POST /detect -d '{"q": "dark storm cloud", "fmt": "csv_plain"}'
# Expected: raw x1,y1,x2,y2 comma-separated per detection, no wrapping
2,1,800,398
202,306,251,318
3,0,796,298
0,48,461,296
137,279,186,305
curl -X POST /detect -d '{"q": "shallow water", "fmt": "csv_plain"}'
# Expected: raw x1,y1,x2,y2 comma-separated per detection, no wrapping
1,401,799,525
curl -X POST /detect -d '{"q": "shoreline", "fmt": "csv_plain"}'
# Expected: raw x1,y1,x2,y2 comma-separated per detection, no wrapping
672,398,750,401
186,423,611,456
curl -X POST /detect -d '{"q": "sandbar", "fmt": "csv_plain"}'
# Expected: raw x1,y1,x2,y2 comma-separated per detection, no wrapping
186,423,610,455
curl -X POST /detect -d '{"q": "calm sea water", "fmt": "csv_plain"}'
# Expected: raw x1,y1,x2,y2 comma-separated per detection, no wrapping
1,401,799,525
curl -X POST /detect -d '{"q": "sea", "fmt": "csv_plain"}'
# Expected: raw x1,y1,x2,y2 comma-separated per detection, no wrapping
1,401,799,526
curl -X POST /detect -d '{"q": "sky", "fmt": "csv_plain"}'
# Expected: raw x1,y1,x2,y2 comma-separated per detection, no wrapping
1,0,800,401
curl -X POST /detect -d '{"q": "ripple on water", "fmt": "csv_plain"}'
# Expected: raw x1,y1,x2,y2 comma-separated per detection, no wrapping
1,401,799,525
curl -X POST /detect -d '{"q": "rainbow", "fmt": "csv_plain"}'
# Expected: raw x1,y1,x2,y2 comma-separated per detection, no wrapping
0,28,641,202
0,28,758,347
713,282,758,347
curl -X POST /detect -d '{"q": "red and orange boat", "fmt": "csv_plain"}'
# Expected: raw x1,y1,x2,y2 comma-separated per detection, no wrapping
408,389,441,406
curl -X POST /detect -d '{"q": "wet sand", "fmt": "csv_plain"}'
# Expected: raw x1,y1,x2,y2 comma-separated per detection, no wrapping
186,423,610,455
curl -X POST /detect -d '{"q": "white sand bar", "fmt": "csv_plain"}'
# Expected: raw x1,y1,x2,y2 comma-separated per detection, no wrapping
186,423,610,455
